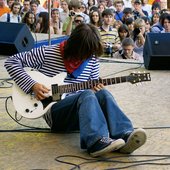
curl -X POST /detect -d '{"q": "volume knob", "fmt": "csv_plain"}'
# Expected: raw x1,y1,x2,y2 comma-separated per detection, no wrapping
25,109,29,113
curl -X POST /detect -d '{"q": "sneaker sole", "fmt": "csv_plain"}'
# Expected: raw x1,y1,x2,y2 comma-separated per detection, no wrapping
119,128,147,154
90,139,125,157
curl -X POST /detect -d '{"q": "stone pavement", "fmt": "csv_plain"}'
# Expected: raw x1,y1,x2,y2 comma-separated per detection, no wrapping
0,54,170,170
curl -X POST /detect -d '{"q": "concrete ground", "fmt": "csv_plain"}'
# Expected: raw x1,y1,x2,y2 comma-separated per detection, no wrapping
0,41,170,169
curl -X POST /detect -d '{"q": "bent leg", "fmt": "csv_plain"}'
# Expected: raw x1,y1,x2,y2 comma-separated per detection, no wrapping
95,89,134,139
50,90,110,149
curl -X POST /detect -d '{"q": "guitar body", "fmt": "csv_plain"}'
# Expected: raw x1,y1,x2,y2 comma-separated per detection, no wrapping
12,71,67,119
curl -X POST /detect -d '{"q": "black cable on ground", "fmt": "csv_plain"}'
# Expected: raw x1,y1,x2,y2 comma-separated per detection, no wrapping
54,154,170,170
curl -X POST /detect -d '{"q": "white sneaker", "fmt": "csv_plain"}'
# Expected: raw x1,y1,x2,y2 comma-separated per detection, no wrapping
119,128,147,154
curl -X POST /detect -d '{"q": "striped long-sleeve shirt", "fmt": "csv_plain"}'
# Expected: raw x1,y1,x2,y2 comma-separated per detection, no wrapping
4,44,100,94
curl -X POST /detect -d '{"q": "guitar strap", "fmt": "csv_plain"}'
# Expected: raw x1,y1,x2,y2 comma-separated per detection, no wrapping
116,12,123,22
59,41,90,78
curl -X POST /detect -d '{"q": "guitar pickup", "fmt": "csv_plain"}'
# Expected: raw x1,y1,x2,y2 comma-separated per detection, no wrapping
52,84,61,101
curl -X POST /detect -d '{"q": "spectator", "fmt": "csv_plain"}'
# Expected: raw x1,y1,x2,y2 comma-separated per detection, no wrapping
151,12,168,32
141,16,151,33
80,2,88,15
60,0,69,23
133,0,148,20
98,3,106,14
122,7,134,23
62,0,89,34
151,2,161,15
0,1,21,23
105,0,113,8
20,0,31,19
89,9,102,27
87,0,96,14
141,0,152,17
125,17,134,36
113,37,143,61
118,24,130,42
114,0,124,22
98,9,121,57
132,18,146,56
161,14,170,32
35,11,49,33
151,12,160,25
0,0,10,17
113,20,123,29
99,0,107,8
64,13,85,35
50,8,63,35
159,0,167,10
7,0,14,8
22,11,36,32
30,0,39,19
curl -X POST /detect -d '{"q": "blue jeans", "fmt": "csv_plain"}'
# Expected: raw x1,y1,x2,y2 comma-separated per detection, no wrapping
51,89,133,149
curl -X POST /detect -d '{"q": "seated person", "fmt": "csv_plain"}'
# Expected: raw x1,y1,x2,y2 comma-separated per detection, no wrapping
132,18,146,56
113,37,143,62
133,0,148,20
98,9,121,57
122,7,134,23
151,12,168,33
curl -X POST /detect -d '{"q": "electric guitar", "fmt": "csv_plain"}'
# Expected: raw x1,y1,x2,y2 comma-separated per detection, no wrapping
12,71,151,119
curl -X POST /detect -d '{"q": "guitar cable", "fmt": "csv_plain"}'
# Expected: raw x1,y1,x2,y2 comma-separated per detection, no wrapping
54,154,170,170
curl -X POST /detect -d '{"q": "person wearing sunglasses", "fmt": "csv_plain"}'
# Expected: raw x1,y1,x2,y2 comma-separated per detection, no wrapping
65,13,85,35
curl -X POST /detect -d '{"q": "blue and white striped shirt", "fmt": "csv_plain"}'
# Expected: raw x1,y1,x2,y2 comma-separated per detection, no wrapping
4,44,100,93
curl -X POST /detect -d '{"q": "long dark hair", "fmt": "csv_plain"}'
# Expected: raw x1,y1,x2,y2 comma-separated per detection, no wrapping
89,9,102,27
23,11,36,32
38,12,49,33
118,24,130,41
64,23,103,60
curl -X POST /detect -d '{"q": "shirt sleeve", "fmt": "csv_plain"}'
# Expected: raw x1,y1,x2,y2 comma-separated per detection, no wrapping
90,58,100,80
4,46,46,93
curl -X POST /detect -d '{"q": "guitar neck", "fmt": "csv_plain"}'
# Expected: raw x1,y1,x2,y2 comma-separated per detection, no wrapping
52,76,128,94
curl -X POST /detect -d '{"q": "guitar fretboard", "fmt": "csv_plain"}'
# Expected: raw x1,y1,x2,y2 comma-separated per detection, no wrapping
52,76,128,94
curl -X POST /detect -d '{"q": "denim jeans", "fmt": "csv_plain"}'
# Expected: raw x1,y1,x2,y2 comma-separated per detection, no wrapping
51,89,134,149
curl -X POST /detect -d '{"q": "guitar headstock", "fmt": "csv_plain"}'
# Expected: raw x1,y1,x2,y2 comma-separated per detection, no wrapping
128,72,151,84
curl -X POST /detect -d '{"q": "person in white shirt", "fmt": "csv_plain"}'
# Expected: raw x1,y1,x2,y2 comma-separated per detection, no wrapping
141,0,152,17
123,0,132,8
0,1,21,23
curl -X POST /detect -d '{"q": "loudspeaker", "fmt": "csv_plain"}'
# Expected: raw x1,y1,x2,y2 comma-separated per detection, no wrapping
0,22,34,55
143,33,170,70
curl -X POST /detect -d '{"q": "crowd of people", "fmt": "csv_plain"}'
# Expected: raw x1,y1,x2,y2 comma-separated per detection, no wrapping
0,0,170,59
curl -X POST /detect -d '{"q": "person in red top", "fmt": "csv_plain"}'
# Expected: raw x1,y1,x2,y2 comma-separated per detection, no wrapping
0,0,10,17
